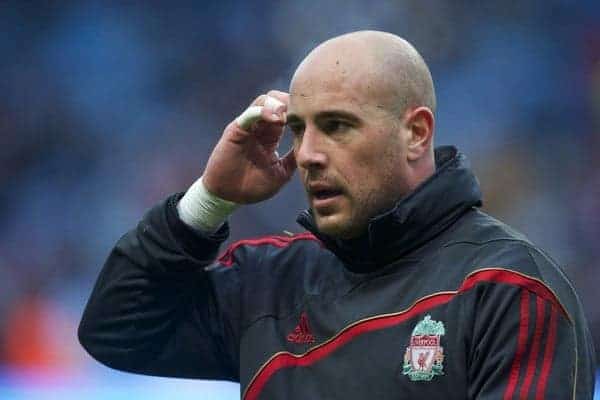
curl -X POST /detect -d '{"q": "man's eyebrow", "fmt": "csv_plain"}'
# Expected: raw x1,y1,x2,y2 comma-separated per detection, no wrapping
286,110,361,125
315,110,361,123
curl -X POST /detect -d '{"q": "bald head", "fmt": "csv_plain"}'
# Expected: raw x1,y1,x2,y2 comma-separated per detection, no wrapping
291,31,436,116
287,31,437,238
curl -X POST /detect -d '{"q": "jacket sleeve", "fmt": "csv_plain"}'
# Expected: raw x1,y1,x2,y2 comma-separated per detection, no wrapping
78,193,240,381
466,281,591,400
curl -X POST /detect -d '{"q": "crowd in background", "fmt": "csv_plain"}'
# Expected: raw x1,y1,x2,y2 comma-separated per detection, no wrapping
0,1,598,397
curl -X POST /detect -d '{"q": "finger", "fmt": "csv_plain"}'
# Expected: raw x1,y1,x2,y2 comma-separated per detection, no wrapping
266,91,289,122
253,93,286,117
266,90,290,107
237,95,286,130
261,96,286,123
250,94,267,106
253,120,285,151
236,106,263,130
280,148,297,178
251,92,288,110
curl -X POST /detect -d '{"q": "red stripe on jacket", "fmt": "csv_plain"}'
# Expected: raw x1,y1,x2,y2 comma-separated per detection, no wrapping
218,233,319,267
503,290,530,400
519,297,546,399
535,305,559,400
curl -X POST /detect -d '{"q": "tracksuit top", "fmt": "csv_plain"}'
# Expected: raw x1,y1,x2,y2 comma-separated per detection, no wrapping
79,146,596,399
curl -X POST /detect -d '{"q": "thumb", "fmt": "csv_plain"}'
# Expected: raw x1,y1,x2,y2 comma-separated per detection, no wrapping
280,148,297,180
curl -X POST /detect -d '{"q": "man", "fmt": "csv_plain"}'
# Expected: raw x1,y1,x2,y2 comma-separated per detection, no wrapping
79,31,596,399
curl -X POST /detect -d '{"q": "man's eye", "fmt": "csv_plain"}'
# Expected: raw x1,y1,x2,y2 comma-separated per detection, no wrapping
323,120,350,133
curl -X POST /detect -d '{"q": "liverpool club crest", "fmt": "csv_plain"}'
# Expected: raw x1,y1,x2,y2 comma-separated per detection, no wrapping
402,315,445,381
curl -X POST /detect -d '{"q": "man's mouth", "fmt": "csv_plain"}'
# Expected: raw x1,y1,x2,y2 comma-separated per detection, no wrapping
312,189,343,200
308,184,344,210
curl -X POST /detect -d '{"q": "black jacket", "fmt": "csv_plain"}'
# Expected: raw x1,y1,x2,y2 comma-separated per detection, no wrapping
79,146,596,399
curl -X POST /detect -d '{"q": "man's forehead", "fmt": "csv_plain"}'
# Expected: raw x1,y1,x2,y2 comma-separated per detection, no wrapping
288,88,364,115
289,50,398,117
288,72,395,118
289,68,353,96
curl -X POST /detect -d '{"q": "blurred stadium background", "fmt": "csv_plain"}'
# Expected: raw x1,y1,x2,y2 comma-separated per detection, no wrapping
1,1,599,398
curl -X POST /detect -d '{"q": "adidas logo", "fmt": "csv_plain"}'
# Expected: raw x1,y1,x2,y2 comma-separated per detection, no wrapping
287,312,315,344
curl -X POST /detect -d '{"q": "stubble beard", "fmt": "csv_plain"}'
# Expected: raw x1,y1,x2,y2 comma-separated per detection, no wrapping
330,166,407,240
314,182,402,240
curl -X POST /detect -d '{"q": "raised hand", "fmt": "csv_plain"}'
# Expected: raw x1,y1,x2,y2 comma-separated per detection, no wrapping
202,90,296,204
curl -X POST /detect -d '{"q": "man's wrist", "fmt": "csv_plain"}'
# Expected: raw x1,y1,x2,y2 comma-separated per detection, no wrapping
177,176,239,233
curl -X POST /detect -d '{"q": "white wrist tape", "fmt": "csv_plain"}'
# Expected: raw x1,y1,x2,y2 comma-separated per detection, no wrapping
177,176,239,233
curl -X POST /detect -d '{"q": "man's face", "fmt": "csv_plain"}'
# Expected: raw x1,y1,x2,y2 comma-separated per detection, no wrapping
287,71,412,239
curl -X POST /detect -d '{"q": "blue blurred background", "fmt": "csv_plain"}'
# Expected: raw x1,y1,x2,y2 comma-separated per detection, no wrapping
1,1,599,398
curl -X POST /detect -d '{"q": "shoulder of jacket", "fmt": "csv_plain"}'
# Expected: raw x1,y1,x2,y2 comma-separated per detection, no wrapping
446,209,534,245
441,210,564,281
438,222,577,322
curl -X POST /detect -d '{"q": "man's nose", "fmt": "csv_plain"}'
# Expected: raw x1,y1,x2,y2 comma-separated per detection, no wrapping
294,128,328,170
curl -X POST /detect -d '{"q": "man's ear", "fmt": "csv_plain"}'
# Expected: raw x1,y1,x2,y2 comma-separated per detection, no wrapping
404,107,434,161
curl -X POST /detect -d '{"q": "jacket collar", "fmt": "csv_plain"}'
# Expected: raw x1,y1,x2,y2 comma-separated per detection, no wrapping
296,146,482,272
